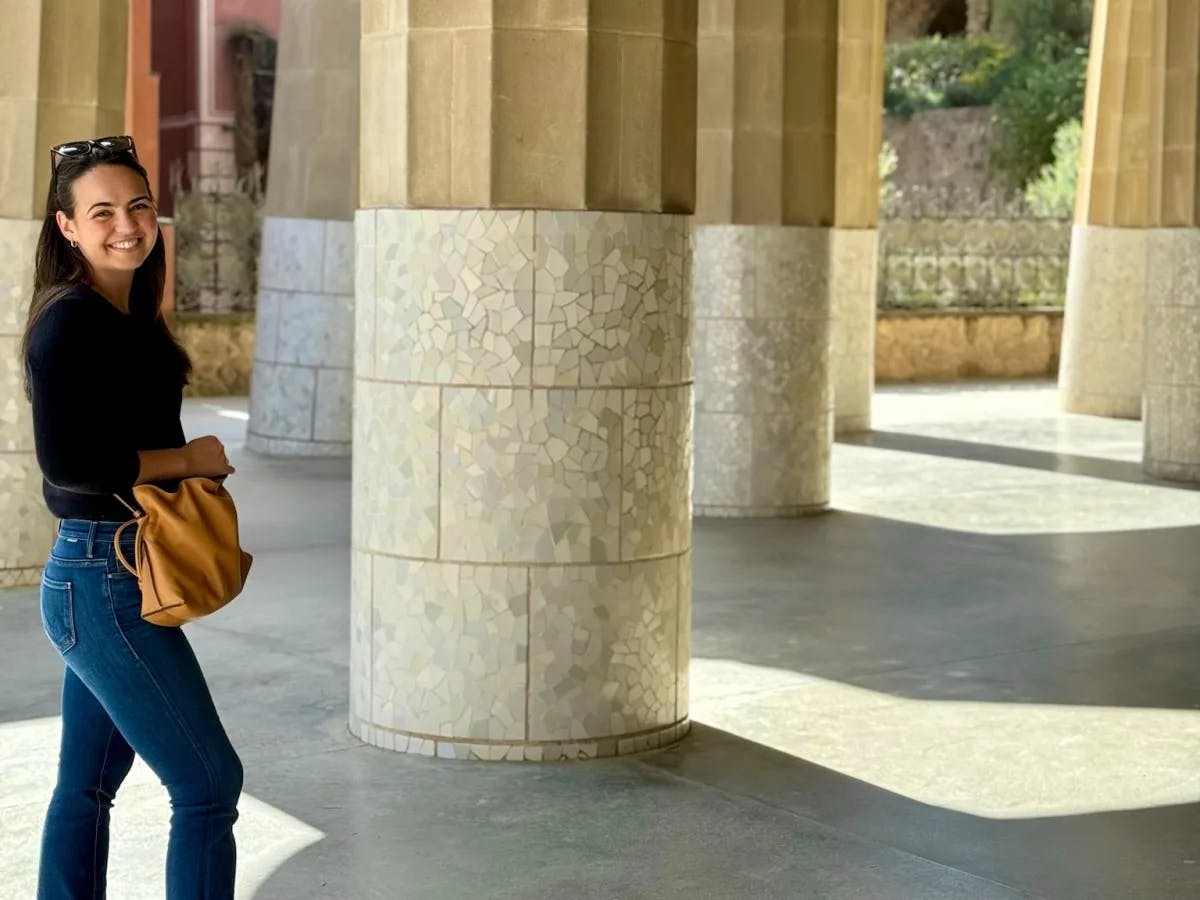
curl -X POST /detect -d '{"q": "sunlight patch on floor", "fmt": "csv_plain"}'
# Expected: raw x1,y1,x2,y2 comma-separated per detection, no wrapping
0,717,323,899
691,658,1200,820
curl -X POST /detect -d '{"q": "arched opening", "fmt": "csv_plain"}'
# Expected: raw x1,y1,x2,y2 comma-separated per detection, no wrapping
927,0,968,36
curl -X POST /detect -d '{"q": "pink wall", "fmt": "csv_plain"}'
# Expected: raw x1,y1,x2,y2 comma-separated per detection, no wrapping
212,0,282,114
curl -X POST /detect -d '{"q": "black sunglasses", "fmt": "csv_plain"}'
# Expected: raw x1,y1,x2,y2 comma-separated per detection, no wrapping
50,135,138,171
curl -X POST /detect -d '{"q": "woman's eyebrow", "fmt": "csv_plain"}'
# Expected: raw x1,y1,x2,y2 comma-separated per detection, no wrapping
87,195,152,213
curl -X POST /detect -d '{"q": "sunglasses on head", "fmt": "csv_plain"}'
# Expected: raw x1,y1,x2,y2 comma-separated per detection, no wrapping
50,135,138,171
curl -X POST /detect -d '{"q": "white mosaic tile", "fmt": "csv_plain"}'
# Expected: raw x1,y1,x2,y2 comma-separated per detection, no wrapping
533,211,691,387
1144,229,1200,480
693,411,753,509
830,228,877,432
693,226,756,318
0,335,35,452
692,225,833,515
349,550,373,723
275,292,354,368
677,551,691,721
1061,225,1147,418
0,451,56,574
322,219,356,295
440,387,623,564
352,381,439,558
0,219,40,337
374,208,535,385
260,217,327,293
250,216,356,454
314,368,354,442
253,290,283,363
622,386,691,560
528,556,681,742
248,361,316,441
355,210,378,379
0,220,52,577
351,208,694,758
370,555,527,741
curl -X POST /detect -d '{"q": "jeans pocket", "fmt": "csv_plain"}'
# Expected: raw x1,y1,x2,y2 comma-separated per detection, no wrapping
40,577,76,654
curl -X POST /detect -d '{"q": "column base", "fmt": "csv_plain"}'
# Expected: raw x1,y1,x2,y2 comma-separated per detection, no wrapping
831,228,877,435
694,502,830,518
0,219,58,582
693,225,833,516
1059,225,1146,419
247,216,354,456
349,716,691,762
351,209,693,762
1143,228,1200,482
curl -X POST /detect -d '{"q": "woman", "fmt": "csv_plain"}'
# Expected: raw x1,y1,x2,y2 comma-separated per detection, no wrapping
23,136,242,899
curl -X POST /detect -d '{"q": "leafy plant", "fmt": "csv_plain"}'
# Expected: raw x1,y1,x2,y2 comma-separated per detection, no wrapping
990,41,1088,187
884,37,1013,117
1024,118,1082,219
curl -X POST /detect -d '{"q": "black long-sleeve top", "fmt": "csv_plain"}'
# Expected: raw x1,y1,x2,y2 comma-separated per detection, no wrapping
26,284,188,521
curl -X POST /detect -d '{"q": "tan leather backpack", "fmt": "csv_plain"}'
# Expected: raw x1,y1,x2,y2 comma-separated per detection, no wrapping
114,477,253,627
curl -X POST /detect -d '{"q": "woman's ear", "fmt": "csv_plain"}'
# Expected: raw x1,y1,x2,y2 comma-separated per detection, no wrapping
55,210,76,245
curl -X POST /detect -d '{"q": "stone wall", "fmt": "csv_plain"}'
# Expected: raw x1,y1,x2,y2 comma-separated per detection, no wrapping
173,314,255,396
883,107,996,199
876,308,1063,381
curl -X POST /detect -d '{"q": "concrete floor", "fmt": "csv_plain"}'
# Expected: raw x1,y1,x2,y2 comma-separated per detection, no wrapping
2,382,1198,899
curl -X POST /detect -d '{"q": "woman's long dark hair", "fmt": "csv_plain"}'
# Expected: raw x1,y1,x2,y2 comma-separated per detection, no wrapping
20,150,191,398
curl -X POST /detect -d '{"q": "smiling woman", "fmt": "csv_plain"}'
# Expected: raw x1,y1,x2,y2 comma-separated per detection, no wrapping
19,137,245,899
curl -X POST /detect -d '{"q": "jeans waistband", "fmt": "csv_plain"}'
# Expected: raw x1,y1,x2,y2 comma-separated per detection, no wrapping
57,519,135,559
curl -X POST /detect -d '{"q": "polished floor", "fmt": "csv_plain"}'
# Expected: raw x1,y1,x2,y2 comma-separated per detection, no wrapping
1,382,1197,899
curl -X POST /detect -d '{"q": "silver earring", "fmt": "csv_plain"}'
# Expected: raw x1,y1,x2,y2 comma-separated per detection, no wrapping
70,240,77,249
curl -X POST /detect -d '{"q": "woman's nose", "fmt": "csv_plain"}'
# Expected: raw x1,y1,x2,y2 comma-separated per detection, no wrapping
112,209,139,232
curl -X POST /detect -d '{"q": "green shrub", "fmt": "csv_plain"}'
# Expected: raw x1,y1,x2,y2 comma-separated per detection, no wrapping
1024,119,1082,218
884,37,1013,117
990,41,1088,188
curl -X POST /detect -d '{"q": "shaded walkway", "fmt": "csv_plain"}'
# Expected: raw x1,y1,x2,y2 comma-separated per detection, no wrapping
0,383,1196,898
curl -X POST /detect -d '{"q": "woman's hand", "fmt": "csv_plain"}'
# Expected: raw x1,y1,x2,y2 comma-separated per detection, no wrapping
181,435,235,478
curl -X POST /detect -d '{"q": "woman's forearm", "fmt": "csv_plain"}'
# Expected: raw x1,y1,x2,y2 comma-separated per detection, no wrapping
136,448,189,485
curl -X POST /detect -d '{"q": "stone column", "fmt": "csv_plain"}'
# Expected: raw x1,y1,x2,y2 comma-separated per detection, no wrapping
351,3,696,760
693,0,885,517
0,1,126,586
1144,0,1200,481
246,0,359,456
1060,0,1155,418
831,2,886,435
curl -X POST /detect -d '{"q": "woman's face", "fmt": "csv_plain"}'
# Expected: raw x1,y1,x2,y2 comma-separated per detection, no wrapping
56,164,158,275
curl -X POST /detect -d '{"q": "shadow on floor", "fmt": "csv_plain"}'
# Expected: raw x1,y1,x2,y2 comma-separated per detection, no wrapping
838,430,1198,491
648,723,1200,900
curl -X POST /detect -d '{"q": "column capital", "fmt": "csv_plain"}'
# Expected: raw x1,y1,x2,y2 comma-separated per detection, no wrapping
359,0,697,212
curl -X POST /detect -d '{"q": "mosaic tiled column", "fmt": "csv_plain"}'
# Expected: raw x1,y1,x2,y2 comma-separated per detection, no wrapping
1142,2,1200,481
693,226,831,515
351,2,696,760
247,0,358,456
0,1,127,586
693,0,885,514
1061,0,1156,419
831,228,879,434
1145,231,1200,481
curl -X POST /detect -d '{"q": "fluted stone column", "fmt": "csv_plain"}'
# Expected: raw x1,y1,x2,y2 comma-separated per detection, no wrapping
0,2,126,586
1061,0,1155,419
1143,1,1200,481
351,2,696,760
693,0,885,517
247,0,359,456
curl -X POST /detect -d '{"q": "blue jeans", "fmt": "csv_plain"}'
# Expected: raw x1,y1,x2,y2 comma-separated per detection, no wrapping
38,519,242,899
